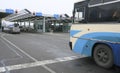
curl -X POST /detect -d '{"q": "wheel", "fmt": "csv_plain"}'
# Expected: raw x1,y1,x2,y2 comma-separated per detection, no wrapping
93,44,113,68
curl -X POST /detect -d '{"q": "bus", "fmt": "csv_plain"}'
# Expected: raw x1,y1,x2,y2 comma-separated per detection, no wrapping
69,0,120,68
2,20,20,34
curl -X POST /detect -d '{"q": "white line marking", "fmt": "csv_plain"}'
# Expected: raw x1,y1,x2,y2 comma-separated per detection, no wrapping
0,38,23,58
1,34,37,62
42,65,56,73
0,56,79,73
0,34,56,73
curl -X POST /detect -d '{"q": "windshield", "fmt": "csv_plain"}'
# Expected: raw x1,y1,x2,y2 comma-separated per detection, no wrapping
14,23,19,27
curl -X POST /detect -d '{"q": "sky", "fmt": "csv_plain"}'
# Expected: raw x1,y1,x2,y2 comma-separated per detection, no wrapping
0,0,81,16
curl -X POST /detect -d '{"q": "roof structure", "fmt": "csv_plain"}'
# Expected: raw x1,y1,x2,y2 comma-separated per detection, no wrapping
0,9,14,18
4,9,60,22
1,8,72,24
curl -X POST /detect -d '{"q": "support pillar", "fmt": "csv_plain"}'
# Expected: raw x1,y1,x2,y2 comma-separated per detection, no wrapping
43,17,46,32
20,22,22,26
29,19,31,27
0,18,1,29
24,22,26,27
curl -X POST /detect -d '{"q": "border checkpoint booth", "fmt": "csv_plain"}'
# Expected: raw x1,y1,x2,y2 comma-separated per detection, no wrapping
4,9,60,33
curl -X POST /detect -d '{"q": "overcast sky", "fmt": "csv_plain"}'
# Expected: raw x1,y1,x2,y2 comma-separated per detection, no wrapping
0,0,81,16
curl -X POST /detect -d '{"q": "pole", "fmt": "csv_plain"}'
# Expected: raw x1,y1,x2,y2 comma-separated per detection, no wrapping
43,17,46,32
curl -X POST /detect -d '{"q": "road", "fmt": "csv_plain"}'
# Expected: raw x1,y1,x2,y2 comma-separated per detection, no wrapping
0,32,119,73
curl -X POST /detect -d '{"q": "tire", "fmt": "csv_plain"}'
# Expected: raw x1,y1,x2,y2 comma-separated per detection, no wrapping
93,44,114,69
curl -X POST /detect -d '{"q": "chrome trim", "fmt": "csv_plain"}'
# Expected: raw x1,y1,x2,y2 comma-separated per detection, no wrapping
72,36,120,44
88,0,120,8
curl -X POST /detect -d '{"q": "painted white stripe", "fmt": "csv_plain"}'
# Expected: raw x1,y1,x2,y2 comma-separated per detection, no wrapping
1,34,37,62
0,56,79,73
0,38,23,58
0,34,56,73
88,0,120,7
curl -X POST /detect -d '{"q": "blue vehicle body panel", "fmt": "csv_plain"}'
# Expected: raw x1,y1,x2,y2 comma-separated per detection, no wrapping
71,31,120,67
70,30,81,37
108,43,120,66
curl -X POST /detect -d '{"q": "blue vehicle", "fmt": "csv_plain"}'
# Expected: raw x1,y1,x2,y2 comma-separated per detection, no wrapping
70,0,120,68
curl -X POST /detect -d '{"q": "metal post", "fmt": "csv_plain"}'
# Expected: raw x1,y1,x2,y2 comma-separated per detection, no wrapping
43,17,46,32
29,19,30,27
54,21,56,31
0,18,1,29
24,22,26,27
19,22,22,26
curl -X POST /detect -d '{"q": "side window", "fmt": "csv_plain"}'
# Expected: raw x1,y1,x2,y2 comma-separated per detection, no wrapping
104,0,116,2
89,0,103,5
74,7,85,23
75,9,83,21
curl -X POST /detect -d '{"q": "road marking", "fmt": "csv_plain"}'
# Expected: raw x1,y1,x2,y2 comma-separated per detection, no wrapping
1,34,37,62
0,34,56,73
0,56,79,73
0,38,23,58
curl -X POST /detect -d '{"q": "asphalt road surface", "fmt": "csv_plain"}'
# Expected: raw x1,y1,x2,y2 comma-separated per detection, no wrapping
0,32,119,73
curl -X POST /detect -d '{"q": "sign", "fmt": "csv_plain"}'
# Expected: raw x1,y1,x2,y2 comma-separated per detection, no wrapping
6,9,14,14
54,14,60,19
35,12,42,16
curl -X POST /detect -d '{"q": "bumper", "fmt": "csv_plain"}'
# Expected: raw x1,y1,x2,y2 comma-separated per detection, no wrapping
69,42,72,50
